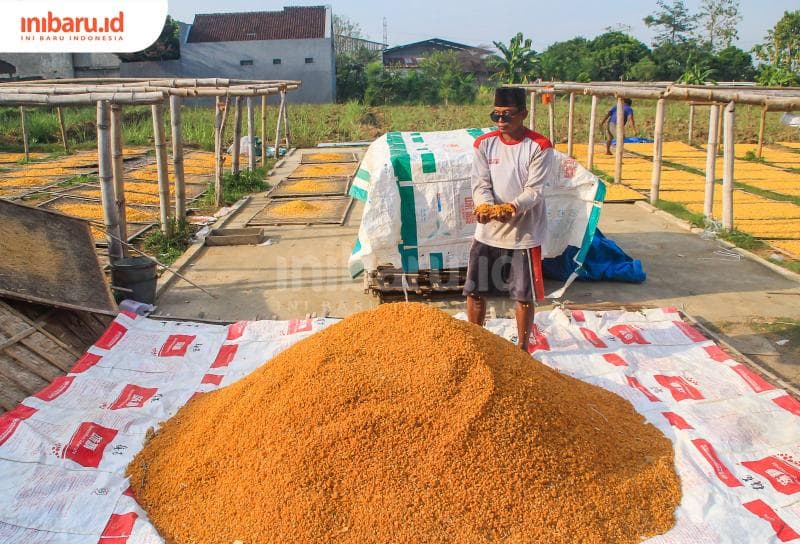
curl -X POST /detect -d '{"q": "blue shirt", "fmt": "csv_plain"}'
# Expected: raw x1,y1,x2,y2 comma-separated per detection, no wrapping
609,104,634,125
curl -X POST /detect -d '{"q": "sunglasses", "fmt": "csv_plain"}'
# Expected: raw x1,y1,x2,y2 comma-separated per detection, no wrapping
490,110,519,122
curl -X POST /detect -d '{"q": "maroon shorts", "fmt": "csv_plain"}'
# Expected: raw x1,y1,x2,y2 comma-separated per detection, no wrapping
462,240,541,302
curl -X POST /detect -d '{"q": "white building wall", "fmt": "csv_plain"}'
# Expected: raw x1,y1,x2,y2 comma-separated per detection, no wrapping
120,37,335,103
0,53,74,79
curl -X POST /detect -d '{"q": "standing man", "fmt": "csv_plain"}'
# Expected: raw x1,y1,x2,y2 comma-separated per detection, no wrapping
601,98,636,155
464,87,553,351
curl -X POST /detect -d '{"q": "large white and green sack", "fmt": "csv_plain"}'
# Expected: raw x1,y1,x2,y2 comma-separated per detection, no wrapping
348,128,606,297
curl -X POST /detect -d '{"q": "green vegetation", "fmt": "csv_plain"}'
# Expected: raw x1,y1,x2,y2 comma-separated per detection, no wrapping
752,10,800,85
3,96,799,154
142,219,194,266
118,16,180,62
717,229,766,251
750,317,800,345
490,33,540,84
60,173,97,188
654,199,706,228
200,166,272,207
333,4,797,99
742,150,765,163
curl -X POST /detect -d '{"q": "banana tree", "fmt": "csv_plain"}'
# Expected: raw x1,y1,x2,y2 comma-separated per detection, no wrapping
490,33,540,84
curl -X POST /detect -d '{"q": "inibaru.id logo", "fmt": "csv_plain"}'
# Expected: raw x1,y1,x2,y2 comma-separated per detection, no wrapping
21,11,125,35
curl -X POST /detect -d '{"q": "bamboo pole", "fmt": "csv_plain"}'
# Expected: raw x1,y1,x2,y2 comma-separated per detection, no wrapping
666,85,800,107
722,101,735,230
214,97,224,207
0,92,167,106
56,107,69,154
247,97,256,171
19,107,29,161
757,106,767,159
688,104,695,145
650,98,665,205
0,84,288,96
231,97,242,176
261,95,268,165
704,104,720,219
614,97,624,184
274,92,286,158
547,98,555,144
96,101,123,261
110,104,127,257
587,94,598,170
152,102,171,234
170,95,186,221
5,77,301,87
282,92,291,149
716,104,724,155
529,91,536,131
567,93,575,157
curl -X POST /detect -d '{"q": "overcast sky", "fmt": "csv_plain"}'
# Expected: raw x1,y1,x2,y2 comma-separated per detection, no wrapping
167,0,796,51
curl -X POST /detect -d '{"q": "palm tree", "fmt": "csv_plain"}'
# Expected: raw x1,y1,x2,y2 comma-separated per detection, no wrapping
491,33,540,84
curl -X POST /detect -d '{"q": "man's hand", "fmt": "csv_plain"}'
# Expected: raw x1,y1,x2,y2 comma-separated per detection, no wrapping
473,204,492,224
496,203,515,223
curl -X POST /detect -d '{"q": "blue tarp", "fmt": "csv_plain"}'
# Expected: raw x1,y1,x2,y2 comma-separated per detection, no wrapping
542,230,646,283
609,136,654,144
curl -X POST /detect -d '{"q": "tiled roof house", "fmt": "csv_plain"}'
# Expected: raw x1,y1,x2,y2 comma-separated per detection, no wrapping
120,6,335,103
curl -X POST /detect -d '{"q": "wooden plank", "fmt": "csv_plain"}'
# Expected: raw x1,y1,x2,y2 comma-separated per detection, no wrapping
0,326,36,351
2,340,62,383
17,335,73,374
0,300,82,358
0,373,26,411
0,351,49,395
0,306,74,374
0,308,53,351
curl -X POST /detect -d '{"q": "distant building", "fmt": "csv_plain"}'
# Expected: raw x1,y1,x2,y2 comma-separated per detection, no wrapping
383,38,496,80
120,6,335,103
335,35,386,56
0,53,120,80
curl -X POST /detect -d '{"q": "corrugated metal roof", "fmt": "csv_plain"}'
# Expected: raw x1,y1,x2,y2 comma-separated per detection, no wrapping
187,6,327,43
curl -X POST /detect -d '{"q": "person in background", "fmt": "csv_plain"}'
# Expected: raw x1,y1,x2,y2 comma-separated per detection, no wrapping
464,87,553,351
601,98,636,155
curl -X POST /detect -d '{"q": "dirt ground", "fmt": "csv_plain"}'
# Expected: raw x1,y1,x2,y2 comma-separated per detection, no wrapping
155,148,800,388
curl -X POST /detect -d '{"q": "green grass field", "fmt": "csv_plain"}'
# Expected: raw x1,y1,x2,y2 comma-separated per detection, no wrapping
1,96,797,154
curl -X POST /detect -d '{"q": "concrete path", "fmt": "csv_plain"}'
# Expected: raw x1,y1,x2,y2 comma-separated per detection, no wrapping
156,148,800,387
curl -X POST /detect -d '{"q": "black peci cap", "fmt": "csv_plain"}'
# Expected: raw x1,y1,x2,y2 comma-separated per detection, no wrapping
494,87,527,109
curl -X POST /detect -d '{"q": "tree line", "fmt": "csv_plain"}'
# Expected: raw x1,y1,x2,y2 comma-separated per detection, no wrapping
335,2,800,105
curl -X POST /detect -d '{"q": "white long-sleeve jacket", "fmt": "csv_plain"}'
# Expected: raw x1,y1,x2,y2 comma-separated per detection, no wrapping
471,129,553,249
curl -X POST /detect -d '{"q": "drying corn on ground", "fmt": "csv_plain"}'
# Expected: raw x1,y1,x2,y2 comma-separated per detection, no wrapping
130,303,680,543
268,199,341,218
303,152,355,163
291,162,358,178
2,304,798,543
279,179,341,194
558,141,800,257
0,149,151,198
47,199,159,240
